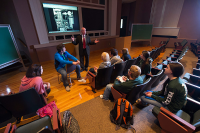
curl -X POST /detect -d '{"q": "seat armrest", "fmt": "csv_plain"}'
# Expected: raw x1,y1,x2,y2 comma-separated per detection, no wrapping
88,71,96,78
53,107,62,133
159,107,196,133
111,87,127,102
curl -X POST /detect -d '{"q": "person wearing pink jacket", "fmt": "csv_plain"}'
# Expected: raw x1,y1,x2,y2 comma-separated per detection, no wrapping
19,64,50,97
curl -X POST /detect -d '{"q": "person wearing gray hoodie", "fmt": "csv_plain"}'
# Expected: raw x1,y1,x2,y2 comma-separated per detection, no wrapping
78,52,111,83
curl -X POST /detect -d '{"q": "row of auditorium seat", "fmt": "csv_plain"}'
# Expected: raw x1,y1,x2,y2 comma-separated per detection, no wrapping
88,42,168,93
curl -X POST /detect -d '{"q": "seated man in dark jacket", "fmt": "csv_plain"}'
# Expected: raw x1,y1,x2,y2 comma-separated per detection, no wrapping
100,65,143,100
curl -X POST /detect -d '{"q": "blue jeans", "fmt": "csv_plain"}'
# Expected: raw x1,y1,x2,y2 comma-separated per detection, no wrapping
58,65,81,87
141,96,165,108
103,84,113,100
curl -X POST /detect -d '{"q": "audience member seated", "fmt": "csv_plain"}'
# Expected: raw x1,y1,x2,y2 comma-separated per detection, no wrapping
54,44,81,92
140,62,187,114
110,48,123,65
121,48,131,61
100,65,143,100
137,51,153,75
78,52,111,83
19,64,51,98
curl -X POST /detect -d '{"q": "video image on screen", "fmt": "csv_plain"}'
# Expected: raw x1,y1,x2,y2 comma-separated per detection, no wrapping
42,3,80,33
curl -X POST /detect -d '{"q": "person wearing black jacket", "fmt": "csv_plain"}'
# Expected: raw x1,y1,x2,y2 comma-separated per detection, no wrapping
71,27,99,71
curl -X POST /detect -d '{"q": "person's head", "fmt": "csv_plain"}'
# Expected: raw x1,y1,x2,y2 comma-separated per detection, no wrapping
164,62,184,78
128,65,141,80
110,48,118,57
122,48,129,55
26,64,43,78
101,52,110,62
81,27,86,35
57,44,66,53
140,51,150,60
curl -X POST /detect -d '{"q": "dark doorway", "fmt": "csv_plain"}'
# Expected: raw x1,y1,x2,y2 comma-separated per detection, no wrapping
120,16,127,37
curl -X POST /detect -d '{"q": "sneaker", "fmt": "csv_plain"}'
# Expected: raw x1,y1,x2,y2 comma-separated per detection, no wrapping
137,100,149,107
136,98,141,104
78,79,86,83
65,86,70,92
100,95,104,99
100,95,109,101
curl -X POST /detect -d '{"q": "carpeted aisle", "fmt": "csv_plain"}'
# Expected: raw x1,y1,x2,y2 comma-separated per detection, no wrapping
66,93,162,133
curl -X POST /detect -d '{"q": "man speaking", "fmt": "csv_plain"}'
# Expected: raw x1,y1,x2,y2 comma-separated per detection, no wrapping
71,27,99,71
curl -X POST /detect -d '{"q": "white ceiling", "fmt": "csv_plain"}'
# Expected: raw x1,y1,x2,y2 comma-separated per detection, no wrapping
122,0,136,3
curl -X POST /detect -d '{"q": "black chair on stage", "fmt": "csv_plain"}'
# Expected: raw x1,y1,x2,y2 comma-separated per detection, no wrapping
87,66,114,92
57,64,76,85
0,88,45,123
110,62,125,83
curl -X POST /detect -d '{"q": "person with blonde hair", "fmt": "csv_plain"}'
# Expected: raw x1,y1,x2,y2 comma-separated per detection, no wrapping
100,65,143,100
121,48,131,61
78,52,111,83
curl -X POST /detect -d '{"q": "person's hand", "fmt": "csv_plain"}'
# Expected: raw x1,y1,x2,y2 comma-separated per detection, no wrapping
71,36,74,41
77,60,80,64
73,61,79,65
94,38,99,43
145,92,152,97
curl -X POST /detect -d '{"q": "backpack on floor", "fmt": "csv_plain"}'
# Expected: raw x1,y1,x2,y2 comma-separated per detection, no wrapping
62,110,80,133
110,98,134,129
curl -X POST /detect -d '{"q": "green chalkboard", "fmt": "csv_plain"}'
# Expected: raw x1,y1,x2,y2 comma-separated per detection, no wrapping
131,24,153,41
0,25,20,69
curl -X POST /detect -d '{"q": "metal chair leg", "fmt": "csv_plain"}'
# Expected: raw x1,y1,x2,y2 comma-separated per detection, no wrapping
68,74,72,86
